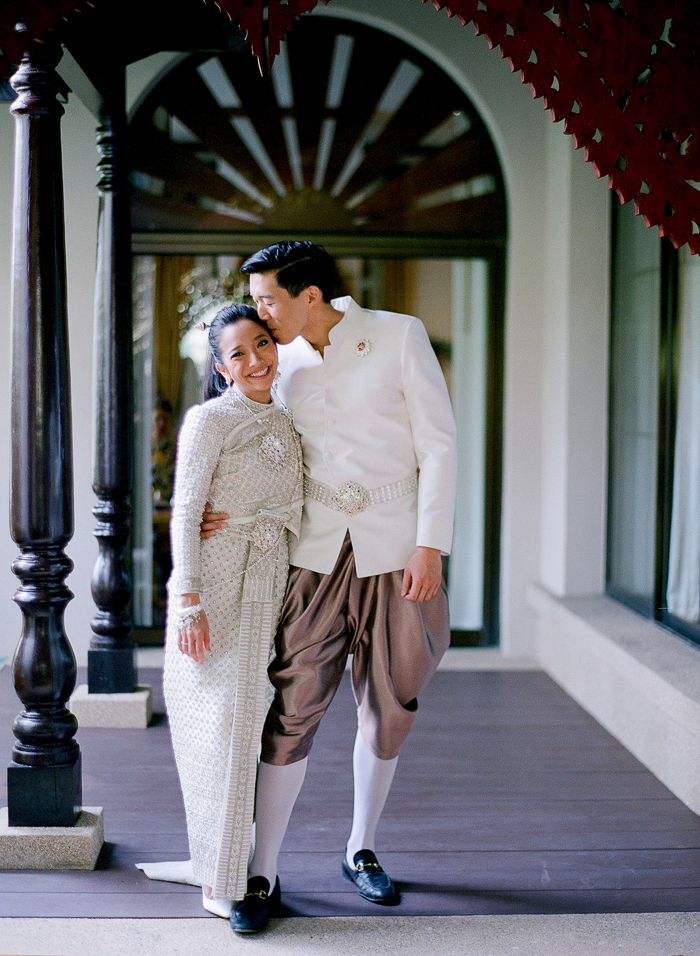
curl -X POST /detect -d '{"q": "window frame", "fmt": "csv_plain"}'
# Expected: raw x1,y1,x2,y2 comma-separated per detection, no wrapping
606,194,700,648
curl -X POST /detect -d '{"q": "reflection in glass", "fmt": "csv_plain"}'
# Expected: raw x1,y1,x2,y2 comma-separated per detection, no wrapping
666,247,700,623
608,199,661,604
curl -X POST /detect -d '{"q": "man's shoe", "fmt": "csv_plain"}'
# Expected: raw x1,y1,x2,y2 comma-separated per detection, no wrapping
342,849,400,905
230,875,280,934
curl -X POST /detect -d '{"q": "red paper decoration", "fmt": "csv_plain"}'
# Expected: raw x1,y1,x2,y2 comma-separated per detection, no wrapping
218,0,325,72
2,0,700,252
0,1,98,72
425,0,700,254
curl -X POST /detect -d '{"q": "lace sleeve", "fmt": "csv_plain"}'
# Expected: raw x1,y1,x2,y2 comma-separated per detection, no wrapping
168,402,230,596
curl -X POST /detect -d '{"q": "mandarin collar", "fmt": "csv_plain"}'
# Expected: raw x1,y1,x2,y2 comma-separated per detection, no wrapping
225,382,276,411
327,296,362,347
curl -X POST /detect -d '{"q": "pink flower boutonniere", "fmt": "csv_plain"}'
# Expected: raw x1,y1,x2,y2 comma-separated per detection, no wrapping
355,339,372,357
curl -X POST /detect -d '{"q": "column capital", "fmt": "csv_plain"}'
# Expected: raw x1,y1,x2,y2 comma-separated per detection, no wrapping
10,45,64,118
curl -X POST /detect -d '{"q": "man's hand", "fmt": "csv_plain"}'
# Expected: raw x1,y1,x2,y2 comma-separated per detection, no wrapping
401,546,443,602
200,501,229,540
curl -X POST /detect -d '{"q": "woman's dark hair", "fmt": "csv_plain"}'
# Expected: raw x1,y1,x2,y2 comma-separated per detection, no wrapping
203,303,272,400
240,241,342,302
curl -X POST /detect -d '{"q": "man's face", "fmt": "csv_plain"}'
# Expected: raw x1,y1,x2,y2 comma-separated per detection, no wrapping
249,271,310,345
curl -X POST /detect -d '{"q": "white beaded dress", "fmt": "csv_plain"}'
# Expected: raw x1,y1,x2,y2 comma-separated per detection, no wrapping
163,383,303,901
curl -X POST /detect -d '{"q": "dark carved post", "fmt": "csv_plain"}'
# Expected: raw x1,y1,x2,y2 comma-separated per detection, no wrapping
7,43,82,827
87,62,136,694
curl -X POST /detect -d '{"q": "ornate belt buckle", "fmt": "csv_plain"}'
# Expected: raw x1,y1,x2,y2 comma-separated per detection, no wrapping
331,480,370,516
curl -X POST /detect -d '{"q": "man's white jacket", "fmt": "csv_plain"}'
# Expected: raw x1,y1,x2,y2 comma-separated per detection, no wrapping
277,296,457,578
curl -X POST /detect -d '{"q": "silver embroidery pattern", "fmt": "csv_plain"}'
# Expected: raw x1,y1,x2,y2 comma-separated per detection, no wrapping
164,386,303,900
259,431,292,472
250,511,286,553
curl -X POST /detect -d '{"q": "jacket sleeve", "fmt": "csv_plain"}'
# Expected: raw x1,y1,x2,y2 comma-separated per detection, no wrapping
400,317,457,555
168,403,225,596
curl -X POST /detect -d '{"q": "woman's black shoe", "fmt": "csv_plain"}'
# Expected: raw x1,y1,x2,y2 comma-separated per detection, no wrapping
230,875,280,934
342,849,400,905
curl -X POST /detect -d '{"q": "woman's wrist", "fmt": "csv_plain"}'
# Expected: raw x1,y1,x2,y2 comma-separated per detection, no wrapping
179,592,200,608
175,600,204,634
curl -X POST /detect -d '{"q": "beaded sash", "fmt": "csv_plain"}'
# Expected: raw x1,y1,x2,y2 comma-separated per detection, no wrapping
304,474,418,517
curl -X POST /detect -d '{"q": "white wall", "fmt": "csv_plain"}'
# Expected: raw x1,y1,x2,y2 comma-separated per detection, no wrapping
0,91,99,665
539,120,610,595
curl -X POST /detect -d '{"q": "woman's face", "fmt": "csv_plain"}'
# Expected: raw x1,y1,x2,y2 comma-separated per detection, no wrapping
215,318,278,404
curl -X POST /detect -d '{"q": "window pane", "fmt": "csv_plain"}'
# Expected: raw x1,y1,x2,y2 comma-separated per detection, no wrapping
607,199,660,603
132,256,156,627
448,259,487,631
666,246,700,624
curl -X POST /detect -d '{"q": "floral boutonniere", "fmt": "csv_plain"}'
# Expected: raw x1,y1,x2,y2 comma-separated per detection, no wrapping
355,338,372,357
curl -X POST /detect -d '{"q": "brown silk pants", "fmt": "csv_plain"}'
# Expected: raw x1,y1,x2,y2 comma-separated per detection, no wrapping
260,534,450,764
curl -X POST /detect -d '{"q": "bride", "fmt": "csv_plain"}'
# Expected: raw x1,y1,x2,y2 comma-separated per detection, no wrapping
162,303,302,916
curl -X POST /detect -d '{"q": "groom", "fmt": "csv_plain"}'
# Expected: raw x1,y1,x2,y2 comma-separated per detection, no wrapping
202,241,457,932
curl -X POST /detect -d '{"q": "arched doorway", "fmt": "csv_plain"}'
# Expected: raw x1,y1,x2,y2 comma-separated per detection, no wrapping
126,11,507,647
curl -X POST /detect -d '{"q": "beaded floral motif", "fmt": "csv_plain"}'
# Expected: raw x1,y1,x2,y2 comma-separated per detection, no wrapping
250,512,286,553
355,338,372,357
259,431,292,472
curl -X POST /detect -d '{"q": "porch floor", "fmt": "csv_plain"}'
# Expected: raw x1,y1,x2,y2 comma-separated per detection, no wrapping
1,660,699,920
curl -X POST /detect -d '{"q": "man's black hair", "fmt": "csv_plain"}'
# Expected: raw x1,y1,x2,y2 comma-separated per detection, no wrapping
240,241,342,302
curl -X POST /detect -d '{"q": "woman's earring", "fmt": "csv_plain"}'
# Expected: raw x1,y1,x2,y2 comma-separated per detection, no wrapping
216,364,232,387
272,371,281,390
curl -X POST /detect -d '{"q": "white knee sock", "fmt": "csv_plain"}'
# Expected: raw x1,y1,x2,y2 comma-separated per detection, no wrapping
249,757,308,887
345,729,398,867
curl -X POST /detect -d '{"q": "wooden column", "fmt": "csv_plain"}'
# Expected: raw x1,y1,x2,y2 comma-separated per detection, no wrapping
7,43,81,827
87,63,136,694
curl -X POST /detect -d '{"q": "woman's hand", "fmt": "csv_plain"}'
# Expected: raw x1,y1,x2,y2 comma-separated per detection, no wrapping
200,501,229,540
176,595,210,661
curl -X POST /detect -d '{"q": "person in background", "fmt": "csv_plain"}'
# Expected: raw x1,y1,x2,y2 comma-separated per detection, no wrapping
152,398,178,618
152,398,177,507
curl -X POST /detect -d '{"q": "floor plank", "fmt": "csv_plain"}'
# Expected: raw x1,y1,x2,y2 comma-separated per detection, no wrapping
1,665,699,917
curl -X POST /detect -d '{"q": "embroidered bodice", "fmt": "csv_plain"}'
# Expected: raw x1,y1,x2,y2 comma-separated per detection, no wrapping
168,386,303,596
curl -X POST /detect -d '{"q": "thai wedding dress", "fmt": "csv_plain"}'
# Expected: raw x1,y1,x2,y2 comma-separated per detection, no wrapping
162,384,302,900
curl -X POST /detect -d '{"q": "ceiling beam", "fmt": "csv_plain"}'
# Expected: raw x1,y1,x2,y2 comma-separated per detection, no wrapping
131,230,506,257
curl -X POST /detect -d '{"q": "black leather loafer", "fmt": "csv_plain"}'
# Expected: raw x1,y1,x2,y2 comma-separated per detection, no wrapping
342,849,400,905
230,875,280,934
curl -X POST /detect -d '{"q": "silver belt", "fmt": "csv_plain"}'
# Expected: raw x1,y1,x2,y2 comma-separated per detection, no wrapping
304,475,418,517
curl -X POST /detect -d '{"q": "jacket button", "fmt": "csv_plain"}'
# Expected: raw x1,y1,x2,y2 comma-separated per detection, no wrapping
328,419,336,427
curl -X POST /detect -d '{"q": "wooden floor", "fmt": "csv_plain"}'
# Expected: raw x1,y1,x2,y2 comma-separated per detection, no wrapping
1,664,699,918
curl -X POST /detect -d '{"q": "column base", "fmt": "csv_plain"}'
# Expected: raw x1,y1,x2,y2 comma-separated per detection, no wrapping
0,806,104,869
7,755,82,827
69,684,153,728
88,646,136,693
